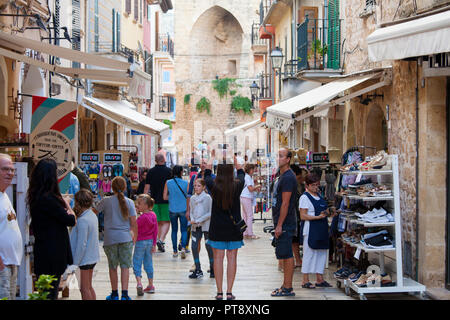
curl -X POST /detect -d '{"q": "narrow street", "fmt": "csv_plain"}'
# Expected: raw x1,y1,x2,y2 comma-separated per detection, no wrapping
63,219,419,301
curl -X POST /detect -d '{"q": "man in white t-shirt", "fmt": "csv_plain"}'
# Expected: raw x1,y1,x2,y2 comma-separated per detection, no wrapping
0,153,23,300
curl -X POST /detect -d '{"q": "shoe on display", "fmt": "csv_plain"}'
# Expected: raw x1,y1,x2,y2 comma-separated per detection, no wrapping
189,270,204,279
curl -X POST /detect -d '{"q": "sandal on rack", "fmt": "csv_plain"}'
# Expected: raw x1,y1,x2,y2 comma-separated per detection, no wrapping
315,281,332,288
226,292,236,300
215,292,223,300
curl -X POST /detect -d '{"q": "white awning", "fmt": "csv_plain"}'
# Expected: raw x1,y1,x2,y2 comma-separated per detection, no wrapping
367,10,450,62
266,69,392,133
81,97,170,138
224,119,263,136
0,31,130,70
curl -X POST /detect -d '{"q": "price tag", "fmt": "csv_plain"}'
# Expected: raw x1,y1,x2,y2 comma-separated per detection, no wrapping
354,247,362,260
355,173,362,183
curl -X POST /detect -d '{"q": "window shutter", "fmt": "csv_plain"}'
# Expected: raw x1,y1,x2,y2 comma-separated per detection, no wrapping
126,0,131,14
72,0,81,68
112,9,116,52
94,0,99,52
134,0,138,21
327,0,340,69
116,11,121,52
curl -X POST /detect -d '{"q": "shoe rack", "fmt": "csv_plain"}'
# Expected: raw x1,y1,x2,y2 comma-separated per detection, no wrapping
340,155,426,300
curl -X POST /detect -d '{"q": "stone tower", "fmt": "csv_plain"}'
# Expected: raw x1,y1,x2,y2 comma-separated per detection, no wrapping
173,0,262,162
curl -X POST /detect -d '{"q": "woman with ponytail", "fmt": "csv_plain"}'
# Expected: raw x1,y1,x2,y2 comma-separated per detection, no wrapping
93,176,138,300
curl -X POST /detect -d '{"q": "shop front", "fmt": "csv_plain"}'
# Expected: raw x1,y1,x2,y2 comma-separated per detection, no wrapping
367,8,450,291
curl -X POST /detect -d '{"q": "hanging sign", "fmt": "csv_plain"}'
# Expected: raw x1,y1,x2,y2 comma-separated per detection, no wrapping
80,153,100,163
30,96,78,193
104,153,122,163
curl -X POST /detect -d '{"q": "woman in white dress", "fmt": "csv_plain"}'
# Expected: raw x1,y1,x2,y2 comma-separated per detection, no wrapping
299,173,335,288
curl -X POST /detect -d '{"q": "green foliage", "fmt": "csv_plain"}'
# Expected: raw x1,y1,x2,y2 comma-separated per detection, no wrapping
196,97,211,115
308,39,328,59
163,119,172,129
184,94,192,105
28,274,57,300
231,95,253,115
212,78,237,99
229,89,237,96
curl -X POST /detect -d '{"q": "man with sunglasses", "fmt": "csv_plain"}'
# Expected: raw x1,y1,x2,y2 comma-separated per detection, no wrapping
270,148,298,297
0,153,23,300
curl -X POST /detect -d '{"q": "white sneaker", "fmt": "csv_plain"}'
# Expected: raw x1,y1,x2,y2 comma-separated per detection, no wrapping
173,252,178,258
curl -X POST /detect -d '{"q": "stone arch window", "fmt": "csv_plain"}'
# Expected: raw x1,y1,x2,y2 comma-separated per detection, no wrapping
365,105,388,153
189,6,244,80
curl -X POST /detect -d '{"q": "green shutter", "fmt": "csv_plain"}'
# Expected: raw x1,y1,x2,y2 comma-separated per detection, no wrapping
327,0,340,69
112,9,116,52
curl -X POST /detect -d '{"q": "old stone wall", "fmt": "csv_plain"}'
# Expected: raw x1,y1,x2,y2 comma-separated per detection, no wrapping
174,0,262,162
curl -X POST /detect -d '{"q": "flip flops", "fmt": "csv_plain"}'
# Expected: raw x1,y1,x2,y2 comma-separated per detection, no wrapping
271,287,295,297
301,282,316,289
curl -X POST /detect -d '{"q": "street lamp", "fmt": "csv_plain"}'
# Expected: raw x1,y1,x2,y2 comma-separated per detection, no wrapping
270,46,284,71
270,46,284,101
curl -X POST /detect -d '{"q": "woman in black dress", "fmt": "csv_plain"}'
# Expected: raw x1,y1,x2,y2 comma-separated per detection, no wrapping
27,158,76,300
204,156,245,300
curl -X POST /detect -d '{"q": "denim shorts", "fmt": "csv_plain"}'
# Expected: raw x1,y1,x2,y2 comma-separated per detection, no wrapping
275,230,294,260
207,240,244,250
104,241,134,269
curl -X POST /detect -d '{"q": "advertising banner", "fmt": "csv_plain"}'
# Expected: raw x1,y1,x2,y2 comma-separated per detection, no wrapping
29,96,78,193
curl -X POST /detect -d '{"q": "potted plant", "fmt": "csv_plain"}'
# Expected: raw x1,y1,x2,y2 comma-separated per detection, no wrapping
308,39,328,69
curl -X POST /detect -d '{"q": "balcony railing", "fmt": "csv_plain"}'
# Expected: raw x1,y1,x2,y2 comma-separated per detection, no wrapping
259,0,277,25
283,60,298,78
159,96,175,113
251,22,268,47
94,41,140,63
297,17,342,71
156,33,174,58
257,73,273,100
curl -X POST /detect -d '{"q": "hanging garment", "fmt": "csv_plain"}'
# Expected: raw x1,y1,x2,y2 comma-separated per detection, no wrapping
325,173,337,200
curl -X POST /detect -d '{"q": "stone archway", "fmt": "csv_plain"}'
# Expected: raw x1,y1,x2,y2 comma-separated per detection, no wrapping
189,6,244,80
365,105,387,153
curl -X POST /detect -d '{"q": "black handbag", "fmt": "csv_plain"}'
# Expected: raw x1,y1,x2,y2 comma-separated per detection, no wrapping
228,210,247,235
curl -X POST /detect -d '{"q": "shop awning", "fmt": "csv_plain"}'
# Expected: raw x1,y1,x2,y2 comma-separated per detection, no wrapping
81,97,170,138
266,69,392,133
224,119,263,136
367,9,450,62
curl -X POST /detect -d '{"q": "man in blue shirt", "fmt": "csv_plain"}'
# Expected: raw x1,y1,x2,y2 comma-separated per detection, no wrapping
271,148,298,297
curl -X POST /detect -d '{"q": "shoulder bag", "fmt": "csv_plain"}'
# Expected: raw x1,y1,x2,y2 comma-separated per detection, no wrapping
173,178,187,199
228,209,247,235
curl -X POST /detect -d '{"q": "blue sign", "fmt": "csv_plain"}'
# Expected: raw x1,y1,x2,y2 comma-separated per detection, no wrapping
131,130,146,135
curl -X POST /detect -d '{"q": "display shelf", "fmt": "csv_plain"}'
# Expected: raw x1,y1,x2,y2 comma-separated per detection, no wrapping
341,169,393,175
342,239,395,253
345,195,394,201
346,277,426,300
342,154,426,299
340,214,395,227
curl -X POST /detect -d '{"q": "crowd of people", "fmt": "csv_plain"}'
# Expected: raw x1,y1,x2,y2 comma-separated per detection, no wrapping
0,147,335,300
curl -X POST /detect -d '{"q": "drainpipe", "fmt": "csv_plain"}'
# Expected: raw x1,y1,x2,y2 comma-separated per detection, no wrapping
415,59,420,282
